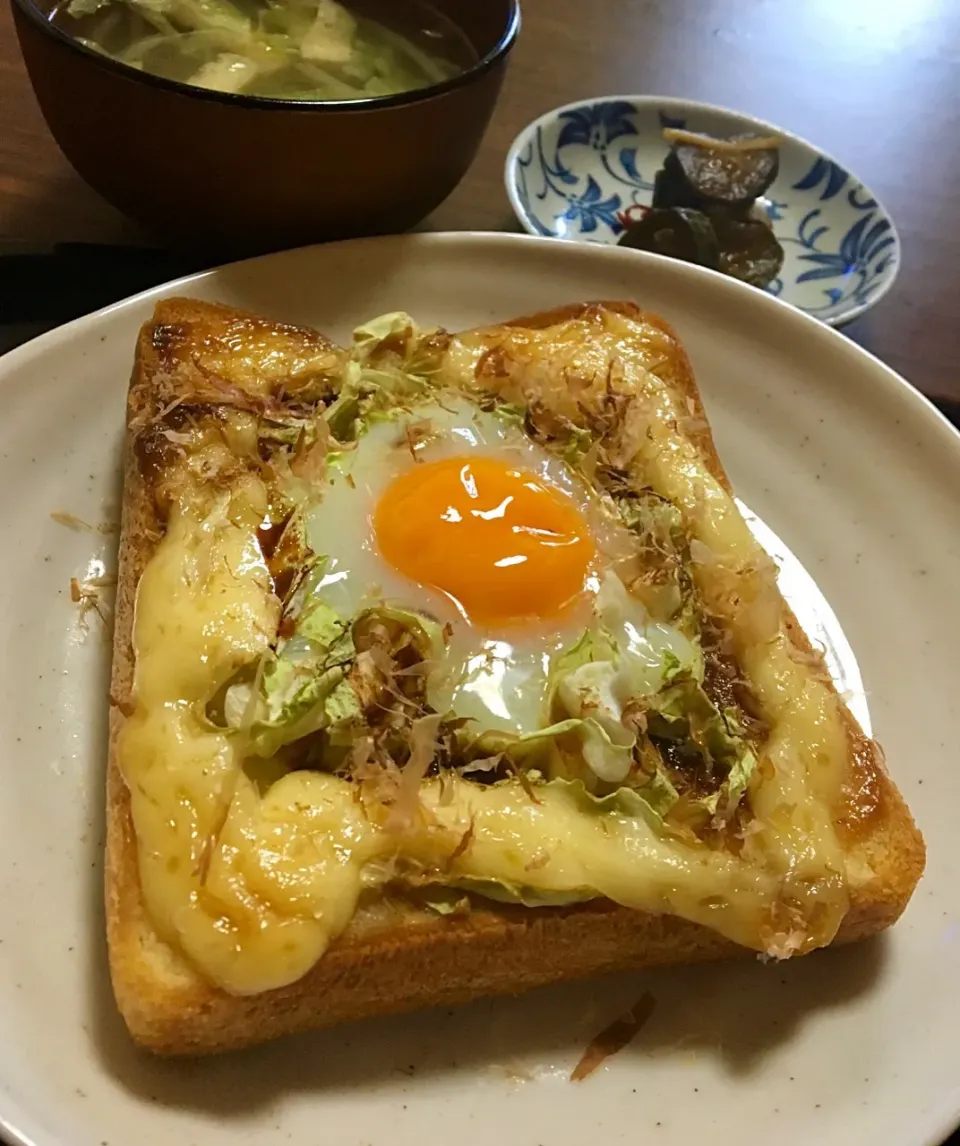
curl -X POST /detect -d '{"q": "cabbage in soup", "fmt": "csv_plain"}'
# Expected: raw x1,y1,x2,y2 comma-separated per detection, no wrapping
48,0,476,100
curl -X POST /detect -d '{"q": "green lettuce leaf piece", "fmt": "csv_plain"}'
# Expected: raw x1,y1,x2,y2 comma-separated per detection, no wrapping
717,746,757,811
320,312,436,447
323,382,364,442
647,679,697,731
539,616,696,792
550,627,619,680
324,360,429,444
234,589,445,759
539,607,758,820
615,489,685,546
546,618,670,782
515,714,631,778
515,714,674,812
494,402,527,427
648,678,741,761
579,717,635,773
631,767,681,819
451,876,594,909
661,649,684,683
350,311,449,393
645,678,758,821
363,605,443,660
561,423,596,466
612,490,696,626
258,418,310,450
352,312,417,358
550,776,676,826
412,887,472,916
354,364,429,401
292,594,351,651
244,663,355,758
225,562,360,756
451,714,626,779
696,707,758,818
492,395,596,466
422,897,460,916
323,676,364,725
517,717,583,744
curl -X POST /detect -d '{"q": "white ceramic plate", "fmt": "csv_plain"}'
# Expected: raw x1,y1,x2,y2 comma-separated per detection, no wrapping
0,234,957,1146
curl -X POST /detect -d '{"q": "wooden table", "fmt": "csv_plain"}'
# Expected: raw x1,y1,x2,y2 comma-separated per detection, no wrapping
2,0,959,399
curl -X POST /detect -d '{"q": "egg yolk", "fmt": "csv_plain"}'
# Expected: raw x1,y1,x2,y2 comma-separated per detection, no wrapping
374,456,595,625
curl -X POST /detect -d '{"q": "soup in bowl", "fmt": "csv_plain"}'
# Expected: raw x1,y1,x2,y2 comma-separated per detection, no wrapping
48,0,478,101
12,0,520,248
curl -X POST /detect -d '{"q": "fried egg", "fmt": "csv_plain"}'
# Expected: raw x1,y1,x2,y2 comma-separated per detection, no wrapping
304,397,696,732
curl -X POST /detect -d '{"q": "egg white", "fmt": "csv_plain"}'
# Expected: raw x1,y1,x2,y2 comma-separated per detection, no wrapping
304,397,695,733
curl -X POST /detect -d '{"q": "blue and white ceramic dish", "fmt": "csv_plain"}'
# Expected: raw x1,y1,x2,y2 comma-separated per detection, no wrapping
505,96,900,325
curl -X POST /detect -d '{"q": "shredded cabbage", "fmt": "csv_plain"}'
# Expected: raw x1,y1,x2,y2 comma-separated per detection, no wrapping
320,312,446,444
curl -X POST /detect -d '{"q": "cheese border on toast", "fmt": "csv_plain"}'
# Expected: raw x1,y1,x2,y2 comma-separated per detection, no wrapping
107,298,925,1054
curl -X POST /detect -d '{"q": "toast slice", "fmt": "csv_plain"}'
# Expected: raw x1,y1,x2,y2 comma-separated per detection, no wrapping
107,298,925,1055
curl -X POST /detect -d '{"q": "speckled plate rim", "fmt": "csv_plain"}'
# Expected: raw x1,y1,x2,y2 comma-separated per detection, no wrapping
0,233,957,1146
504,94,902,326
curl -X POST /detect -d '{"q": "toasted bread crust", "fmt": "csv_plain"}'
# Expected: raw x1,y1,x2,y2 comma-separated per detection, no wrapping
107,299,925,1056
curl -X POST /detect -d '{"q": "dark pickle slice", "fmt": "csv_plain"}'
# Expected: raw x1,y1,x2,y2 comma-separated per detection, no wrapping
617,207,721,269
659,131,780,207
707,208,785,288
652,161,700,210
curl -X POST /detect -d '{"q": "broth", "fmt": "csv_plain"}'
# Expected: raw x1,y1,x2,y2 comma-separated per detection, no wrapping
47,0,477,100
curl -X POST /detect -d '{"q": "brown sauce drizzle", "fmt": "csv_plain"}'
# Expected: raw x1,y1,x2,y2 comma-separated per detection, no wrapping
654,737,715,800
256,512,301,603
836,728,886,836
133,424,175,485
255,519,286,560
150,322,189,358
702,650,737,711
273,567,296,601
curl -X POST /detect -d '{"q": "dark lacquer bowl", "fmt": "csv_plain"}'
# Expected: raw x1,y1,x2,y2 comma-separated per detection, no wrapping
11,0,520,250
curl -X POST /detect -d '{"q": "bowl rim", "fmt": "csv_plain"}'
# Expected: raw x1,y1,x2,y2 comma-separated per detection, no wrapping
11,0,521,112
503,93,901,327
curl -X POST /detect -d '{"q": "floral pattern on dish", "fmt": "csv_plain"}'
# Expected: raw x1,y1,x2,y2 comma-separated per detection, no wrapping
506,97,899,325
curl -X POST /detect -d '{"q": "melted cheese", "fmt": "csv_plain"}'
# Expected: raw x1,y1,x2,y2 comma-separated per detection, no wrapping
452,311,852,946
120,309,854,994
602,320,850,943
120,497,785,993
